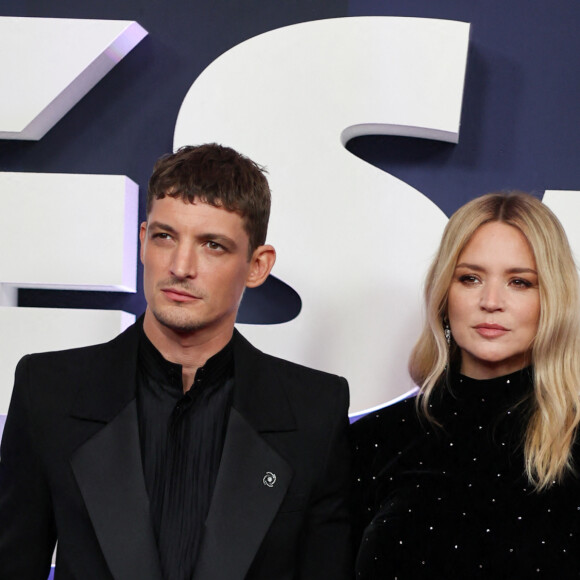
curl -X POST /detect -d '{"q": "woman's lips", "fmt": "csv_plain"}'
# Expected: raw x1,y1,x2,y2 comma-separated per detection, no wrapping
474,323,508,338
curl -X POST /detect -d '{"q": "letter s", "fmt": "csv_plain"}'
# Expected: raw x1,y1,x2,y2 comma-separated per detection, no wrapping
174,17,470,414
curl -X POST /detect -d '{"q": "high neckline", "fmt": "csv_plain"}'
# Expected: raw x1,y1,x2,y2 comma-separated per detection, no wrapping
455,365,532,388
445,365,533,409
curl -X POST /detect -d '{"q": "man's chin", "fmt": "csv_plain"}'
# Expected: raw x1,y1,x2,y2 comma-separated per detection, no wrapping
153,309,205,334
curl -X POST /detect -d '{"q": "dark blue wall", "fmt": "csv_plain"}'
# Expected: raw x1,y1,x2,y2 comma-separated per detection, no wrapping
347,0,580,215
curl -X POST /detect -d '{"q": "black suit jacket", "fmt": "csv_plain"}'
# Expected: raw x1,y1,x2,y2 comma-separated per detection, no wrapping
0,321,352,580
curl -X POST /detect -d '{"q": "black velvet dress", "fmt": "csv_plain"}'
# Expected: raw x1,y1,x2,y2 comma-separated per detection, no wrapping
351,368,580,579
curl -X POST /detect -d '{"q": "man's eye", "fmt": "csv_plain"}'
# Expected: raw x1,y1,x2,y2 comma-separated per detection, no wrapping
153,232,171,240
206,241,224,251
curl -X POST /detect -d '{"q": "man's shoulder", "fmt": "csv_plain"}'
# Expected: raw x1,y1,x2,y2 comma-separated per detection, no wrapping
19,320,140,374
264,350,346,384
233,330,349,420
235,330,347,387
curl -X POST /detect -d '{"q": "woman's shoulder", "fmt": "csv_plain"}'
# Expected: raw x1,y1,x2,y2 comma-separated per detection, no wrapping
351,394,423,454
352,394,419,429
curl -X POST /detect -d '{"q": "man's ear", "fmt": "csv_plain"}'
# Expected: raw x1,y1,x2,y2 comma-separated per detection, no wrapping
246,245,276,288
139,221,147,264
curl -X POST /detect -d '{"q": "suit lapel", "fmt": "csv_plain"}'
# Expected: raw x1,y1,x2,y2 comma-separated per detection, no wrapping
193,408,292,580
69,325,295,580
71,401,163,580
69,320,163,580
193,330,296,580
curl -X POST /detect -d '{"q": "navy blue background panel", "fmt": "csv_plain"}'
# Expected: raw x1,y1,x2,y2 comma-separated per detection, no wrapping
348,0,580,216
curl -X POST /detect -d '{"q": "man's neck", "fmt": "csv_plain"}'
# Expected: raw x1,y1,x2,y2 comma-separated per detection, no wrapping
142,310,234,392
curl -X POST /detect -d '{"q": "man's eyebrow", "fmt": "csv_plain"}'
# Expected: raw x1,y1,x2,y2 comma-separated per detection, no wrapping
147,221,176,233
202,233,238,248
148,223,239,248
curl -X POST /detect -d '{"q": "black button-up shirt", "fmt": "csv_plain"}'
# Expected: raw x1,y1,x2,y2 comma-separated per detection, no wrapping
137,330,234,580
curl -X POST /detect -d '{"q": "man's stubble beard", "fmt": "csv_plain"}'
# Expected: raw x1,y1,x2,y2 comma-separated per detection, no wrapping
151,304,208,335
150,278,210,334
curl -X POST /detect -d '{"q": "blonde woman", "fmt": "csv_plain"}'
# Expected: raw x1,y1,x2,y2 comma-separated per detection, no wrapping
352,192,580,578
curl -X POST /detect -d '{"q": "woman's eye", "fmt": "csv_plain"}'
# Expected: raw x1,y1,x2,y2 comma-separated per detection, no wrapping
511,278,533,288
458,274,479,284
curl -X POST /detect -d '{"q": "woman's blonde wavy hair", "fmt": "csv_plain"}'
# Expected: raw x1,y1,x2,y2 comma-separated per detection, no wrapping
408,192,580,490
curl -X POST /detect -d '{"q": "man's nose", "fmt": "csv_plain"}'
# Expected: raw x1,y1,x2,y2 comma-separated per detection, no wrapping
170,243,197,279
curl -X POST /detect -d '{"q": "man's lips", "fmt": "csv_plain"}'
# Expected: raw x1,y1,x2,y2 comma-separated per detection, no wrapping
161,288,200,302
474,323,508,338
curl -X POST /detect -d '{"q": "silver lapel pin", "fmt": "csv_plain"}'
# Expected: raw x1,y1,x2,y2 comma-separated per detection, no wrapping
263,472,276,487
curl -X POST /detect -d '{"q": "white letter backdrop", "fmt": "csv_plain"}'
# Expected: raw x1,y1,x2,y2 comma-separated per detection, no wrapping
0,17,145,413
174,16,470,414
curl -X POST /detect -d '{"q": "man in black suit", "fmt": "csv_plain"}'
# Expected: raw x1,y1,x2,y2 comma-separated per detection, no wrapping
0,144,352,580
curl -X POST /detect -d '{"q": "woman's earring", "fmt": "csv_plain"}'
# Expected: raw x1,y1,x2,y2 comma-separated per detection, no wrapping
444,322,451,346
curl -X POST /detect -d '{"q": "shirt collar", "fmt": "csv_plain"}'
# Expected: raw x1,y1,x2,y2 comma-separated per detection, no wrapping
138,327,234,393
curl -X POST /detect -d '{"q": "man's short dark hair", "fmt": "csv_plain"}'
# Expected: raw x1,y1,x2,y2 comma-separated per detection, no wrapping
147,143,271,255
